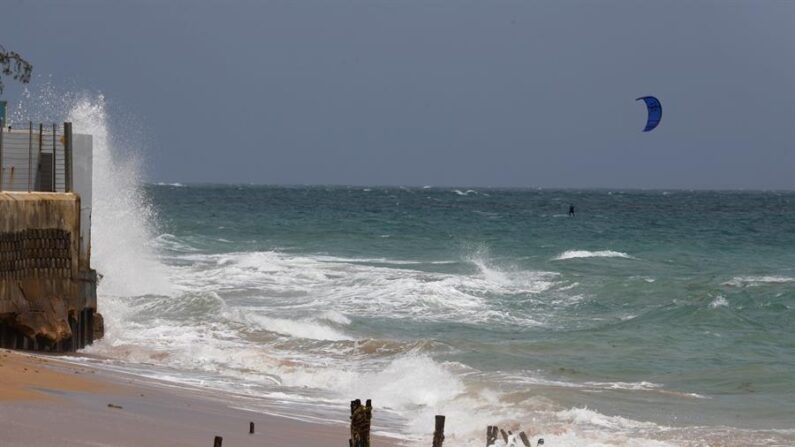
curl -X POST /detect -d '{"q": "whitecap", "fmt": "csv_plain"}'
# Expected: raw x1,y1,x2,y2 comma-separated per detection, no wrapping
723,275,795,287
555,407,667,431
318,310,352,326
709,296,729,308
553,250,633,261
246,314,352,341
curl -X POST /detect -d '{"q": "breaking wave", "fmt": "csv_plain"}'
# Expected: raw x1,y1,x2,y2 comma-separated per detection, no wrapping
245,314,352,341
160,248,563,327
723,275,795,287
709,296,729,308
553,250,633,260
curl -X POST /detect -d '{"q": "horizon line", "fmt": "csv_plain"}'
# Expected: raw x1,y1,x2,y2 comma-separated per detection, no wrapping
144,181,795,193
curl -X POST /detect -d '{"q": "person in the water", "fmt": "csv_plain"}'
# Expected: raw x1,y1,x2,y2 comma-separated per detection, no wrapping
569,204,575,217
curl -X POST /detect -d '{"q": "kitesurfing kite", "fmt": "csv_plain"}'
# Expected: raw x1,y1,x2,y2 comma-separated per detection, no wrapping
636,96,662,132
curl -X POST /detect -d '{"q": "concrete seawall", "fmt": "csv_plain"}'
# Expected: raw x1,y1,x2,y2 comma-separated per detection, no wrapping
0,192,101,351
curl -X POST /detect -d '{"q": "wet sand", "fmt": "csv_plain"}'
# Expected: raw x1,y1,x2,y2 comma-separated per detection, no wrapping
0,349,402,447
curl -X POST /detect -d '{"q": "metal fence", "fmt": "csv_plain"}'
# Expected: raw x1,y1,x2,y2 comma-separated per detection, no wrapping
0,121,73,192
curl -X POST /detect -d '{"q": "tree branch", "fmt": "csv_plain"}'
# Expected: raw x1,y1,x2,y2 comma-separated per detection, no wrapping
0,45,34,95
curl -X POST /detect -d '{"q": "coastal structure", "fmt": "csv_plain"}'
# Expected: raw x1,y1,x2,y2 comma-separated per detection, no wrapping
0,119,101,351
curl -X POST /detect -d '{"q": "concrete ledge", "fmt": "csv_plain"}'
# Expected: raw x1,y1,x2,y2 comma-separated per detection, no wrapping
0,192,99,350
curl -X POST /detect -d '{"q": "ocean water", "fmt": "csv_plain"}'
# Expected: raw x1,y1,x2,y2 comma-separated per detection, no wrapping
24,95,795,446
81,181,795,446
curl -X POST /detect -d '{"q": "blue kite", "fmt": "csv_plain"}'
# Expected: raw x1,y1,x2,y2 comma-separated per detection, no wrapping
636,96,662,132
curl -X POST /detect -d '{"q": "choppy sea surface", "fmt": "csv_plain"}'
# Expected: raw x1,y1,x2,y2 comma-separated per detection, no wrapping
23,96,789,447
84,181,795,447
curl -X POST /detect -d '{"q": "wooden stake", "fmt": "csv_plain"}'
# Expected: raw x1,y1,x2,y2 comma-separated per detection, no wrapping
249,421,255,434
350,399,359,447
486,426,499,446
519,431,531,447
350,398,372,447
500,429,509,444
213,436,222,447
432,415,445,447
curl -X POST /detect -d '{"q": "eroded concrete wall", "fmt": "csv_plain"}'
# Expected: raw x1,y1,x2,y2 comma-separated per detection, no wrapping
0,192,98,349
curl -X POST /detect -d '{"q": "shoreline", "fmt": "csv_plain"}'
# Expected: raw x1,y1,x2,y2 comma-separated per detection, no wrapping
0,349,404,447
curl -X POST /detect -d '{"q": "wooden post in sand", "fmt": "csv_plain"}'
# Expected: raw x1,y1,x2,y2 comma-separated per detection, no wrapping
519,431,532,447
500,429,509,443
432,415,446,447
249,421,255,434
349,399,358,447
349,398,372,447
213,435,222,447
486,426,498,446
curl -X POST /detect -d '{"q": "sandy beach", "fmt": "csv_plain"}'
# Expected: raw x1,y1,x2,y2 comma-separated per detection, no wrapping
0,349,402,447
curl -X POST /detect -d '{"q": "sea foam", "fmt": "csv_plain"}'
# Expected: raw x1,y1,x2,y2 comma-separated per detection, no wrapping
554,250,633,260
709,296,729,308
723,275,795,287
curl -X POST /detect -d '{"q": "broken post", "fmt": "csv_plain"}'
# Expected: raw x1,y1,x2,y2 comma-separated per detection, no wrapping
432,415,446,447
519,431,531,447
500,429,509,443
349,398,372,447
350,399,357,447
486,426,499,446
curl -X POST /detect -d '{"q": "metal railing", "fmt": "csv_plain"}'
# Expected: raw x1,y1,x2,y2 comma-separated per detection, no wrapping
0,121,72,193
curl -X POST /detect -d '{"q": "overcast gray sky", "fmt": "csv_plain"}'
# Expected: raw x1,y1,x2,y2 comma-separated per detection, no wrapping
2,0,793,188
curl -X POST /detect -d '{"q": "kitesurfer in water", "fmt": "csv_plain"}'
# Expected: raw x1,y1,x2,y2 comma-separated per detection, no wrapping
569,204,575,217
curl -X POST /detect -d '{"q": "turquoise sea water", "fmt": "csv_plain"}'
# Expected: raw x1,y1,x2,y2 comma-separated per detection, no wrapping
88,185,795,446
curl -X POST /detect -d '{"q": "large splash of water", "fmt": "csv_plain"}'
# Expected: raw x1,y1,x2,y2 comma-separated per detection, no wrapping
66,96,172,298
